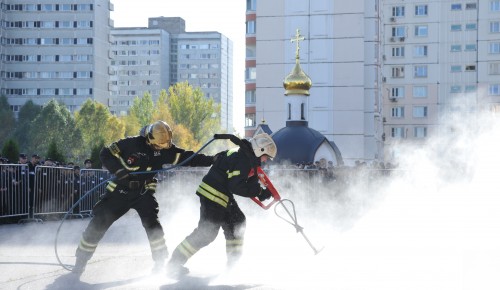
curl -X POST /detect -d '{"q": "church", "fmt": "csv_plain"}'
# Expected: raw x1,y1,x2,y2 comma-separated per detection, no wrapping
253,30,343,167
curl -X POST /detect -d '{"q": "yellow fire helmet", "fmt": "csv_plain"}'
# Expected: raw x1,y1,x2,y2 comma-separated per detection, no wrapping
145,121,173,150
250,133,277,159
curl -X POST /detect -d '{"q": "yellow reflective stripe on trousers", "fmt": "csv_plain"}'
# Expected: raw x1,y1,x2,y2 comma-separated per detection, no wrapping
226,239,244,254
78,238,98,253
178,239,198,259
149,237,166,251
197,182,229,207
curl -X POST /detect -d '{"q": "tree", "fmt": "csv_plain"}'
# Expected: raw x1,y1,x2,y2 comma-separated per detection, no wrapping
1,139,19,163
13,100,42,151
130,92,155,128
27,99,84,161
46,139,65,163
75,99,125,153
89,139,105,169
0,95,16,148
167,82,221,144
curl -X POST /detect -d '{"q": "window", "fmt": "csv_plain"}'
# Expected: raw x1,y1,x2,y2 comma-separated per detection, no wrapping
491,21,500,33
392,66,405,78
465,85,477,92
451,44,462,52
413,106,428,118
465,3,477,9
451,85,462,93
245,67,256,80
465,65,476,71
414,65,428,77
414,45,428,57
392,87,405,98
414,127,427,138
392,46,405,57
451,65,462,72
392,106,405,118
465,44,477,51
451,24,462,31
392,26,406,37
413,86,428,98
246,21,256,34
415,5,428,16
245,90,256,104
489,84,500,95
490,63,500,74
415,25,428,36
490,42,500,53
451,4,462,10
246,0,256,11
392,6,405,17
245,113,256,127
492,1,500,11
465,23,477,30
391,127,405,138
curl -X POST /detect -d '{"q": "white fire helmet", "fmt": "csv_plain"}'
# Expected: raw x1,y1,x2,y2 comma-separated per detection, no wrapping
249,133,277,159
145,121,173,150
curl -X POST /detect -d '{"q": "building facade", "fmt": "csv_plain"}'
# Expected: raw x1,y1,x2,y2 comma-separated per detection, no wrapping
109,27,170,115
247,0,379,165
0,0,113,115
245,0,500,165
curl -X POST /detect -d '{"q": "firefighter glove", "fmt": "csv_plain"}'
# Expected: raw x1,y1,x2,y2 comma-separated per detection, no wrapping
258,188,272,201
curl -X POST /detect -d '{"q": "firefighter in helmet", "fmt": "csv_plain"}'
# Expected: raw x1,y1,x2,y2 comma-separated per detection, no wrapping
72,121,215,276
166,133,277,278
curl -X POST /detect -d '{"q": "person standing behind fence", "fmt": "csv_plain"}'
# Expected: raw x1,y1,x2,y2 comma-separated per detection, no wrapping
27,154,40,213
72,120,216,277
84,159,93,169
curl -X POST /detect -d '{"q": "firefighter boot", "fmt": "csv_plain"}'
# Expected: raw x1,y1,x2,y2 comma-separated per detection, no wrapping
71,256,88,277
166,263,189,279
152,259,166,274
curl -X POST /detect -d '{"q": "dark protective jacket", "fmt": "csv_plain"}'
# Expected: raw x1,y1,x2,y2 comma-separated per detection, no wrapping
100,135,214,190
197,140,262,208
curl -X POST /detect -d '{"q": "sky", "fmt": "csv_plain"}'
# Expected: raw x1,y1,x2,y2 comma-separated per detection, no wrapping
111,0,247,135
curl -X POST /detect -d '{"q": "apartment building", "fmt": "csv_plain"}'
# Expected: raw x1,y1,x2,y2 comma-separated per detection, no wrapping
109,27,170,115
0,0,113,115
246,0,500,165
382,0,500,161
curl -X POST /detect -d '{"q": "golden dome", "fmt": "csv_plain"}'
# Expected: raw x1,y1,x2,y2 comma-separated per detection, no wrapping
283,60,312,96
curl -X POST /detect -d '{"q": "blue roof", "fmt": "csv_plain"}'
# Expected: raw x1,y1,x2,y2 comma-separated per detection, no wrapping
271,121,342,165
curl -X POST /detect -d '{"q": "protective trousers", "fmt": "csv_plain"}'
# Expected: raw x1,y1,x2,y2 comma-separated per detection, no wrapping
75,187,168,265
169,196,246,267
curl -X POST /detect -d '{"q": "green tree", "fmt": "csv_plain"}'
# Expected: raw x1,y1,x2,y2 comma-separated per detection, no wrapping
46,139,65,163
13,100,42,151
1,138,19,162
0,95,16,148
89,139,105,169
75,99,124,153
130,92,155,128
167,82,221,143
27,99,84,161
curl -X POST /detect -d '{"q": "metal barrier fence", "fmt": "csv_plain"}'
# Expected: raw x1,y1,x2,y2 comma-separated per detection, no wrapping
78,169,111,216
0,164,29,219
1,165,399,223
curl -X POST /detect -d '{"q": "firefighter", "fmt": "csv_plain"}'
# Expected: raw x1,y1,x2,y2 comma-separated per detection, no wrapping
72,121,215,276
166,133,277,278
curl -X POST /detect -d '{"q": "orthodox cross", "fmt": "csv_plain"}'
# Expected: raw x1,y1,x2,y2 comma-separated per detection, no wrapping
290,29,305,59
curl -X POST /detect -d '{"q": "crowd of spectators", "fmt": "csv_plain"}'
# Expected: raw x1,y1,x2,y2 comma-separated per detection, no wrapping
0,153,94,170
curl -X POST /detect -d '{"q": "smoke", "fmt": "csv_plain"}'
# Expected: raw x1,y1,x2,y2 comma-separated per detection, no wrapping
3,107,499,289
